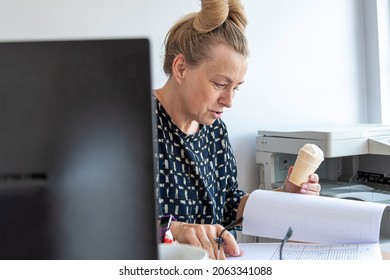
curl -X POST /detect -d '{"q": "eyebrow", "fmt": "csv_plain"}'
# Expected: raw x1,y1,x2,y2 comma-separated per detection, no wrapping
217,74,245,85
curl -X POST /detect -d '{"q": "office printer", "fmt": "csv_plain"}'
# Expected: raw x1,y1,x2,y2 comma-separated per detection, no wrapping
256,124,390,203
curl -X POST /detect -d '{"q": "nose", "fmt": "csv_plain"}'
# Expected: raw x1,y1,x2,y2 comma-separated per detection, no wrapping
219,89,234,108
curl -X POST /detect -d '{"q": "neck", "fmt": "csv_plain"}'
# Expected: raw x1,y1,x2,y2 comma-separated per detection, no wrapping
154,86,199,135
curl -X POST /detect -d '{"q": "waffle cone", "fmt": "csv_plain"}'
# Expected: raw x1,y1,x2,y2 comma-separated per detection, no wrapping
289,149,324,186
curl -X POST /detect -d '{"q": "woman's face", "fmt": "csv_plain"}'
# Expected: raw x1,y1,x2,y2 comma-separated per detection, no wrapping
180,43,248,126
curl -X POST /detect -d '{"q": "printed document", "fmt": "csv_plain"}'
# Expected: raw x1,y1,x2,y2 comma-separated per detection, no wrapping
230,242,382,260
231,189,390,260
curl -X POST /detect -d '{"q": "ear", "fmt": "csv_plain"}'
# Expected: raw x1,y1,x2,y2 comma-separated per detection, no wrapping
171,54,186,84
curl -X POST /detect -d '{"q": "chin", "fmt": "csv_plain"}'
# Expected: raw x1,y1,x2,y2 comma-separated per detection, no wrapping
205,119,219,126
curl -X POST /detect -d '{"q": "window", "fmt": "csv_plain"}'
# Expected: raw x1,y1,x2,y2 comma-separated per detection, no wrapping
377,0,390,124
364,0,390,124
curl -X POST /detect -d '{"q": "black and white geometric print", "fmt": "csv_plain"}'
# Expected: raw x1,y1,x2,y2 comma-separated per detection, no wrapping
154,98,245,227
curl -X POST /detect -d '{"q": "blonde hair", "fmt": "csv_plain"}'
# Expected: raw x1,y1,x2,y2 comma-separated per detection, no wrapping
163,0,249,75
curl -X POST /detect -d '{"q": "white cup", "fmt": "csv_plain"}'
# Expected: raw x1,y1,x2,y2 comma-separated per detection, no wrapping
158,243,209,260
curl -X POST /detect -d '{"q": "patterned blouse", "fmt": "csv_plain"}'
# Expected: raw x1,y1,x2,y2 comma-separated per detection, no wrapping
155,97,246,227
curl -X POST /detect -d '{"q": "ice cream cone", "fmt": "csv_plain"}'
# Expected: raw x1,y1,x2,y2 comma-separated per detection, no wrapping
288,143,324,187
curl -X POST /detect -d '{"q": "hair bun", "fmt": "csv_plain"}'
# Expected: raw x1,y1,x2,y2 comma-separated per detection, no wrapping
193,0,247,34
193,0,229,33
228,0,247,32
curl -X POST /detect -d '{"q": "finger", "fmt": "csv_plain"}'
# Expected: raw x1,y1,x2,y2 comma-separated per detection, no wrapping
311,181,321,193
208,225,228,260
213,235,227,260
308,173,319,183
204,234,222,260
199,234,218,260
220,231,240,257
305,187,320,195
300,183,321,195
299,174,320,194
180,227,217,259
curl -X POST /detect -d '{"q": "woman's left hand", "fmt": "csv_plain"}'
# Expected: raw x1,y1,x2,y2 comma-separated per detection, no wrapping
283,166,321,195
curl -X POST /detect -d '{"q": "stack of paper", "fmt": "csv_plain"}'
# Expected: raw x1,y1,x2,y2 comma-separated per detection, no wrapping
230,190,390,260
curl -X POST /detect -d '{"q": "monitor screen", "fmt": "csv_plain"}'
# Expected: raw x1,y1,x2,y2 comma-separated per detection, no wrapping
0,38,158,259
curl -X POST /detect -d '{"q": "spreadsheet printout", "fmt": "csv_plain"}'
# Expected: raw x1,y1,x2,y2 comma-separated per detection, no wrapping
228,242,382,260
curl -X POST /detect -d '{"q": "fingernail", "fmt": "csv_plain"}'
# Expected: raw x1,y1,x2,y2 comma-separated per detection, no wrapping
301,184,308,189
300,188,307,194
234,248,240,256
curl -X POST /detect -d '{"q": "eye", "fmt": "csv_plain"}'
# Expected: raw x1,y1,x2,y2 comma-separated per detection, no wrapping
213,82,227,90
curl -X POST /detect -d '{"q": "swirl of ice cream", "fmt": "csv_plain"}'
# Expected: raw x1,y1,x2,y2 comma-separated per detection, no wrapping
300,143,324,160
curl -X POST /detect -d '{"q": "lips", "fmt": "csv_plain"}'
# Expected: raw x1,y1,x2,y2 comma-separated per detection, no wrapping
212,111,223,118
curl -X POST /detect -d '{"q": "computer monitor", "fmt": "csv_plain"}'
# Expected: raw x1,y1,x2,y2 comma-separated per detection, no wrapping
0,38,158,259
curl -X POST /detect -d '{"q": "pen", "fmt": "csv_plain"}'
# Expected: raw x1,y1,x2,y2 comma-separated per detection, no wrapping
215,216,243,260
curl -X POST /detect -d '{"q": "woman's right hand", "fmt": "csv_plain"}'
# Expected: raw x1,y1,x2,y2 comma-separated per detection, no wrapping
169,221,243,260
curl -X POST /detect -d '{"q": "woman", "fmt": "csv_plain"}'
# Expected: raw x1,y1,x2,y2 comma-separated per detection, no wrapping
154,0,320,259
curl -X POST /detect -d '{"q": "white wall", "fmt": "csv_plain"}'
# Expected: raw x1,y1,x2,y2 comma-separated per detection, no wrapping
0,0,368,195
226,0,368,193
